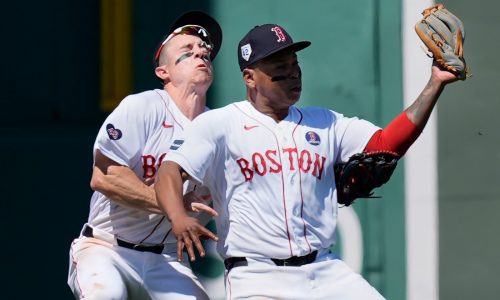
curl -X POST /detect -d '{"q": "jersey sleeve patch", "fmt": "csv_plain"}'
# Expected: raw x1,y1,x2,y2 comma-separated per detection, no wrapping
106,123,123,140
169,139,185,150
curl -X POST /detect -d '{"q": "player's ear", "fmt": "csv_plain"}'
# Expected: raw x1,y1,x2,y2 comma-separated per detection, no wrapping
155,65,170,82
242,68,256,88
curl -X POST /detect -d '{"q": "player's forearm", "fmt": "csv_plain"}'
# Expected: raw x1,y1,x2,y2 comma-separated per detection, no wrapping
364,113,421,155
365,73,450,155
154,161,188,222
404,74,445,130
91,165,162,214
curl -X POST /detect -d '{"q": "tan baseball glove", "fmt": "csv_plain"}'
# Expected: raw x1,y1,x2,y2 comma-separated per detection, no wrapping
415,3,470,80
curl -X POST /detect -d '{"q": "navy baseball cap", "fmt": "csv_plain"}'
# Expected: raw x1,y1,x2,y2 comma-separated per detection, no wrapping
154,11,222,66
238,24,311,71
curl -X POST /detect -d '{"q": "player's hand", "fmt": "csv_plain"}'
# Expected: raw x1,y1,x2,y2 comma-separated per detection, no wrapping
183,191,218,216
171,213,218,262
431,61,459,85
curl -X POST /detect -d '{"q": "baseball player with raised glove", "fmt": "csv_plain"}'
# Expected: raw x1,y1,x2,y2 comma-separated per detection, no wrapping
335,3,469,207
154,5,467,299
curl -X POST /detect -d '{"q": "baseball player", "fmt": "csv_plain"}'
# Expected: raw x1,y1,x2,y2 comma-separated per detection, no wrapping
67,11,221,300
154,24,459,299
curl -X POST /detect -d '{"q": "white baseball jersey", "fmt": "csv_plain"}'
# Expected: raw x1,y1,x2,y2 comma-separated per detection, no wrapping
166,100,379,259
88,88,208,244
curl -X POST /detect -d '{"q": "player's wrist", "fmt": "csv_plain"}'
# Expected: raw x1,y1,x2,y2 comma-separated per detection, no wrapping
167,209,190,223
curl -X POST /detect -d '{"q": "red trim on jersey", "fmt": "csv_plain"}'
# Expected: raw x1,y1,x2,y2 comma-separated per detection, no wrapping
233,104,294,256
277,144,294,257
155,90,184,130
364,112,422,156
161,229,172,244
140,216,165,244
293,109,313,254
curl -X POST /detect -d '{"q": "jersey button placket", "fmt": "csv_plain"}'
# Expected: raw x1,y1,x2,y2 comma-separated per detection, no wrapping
277,123,303,253
287,188,305,254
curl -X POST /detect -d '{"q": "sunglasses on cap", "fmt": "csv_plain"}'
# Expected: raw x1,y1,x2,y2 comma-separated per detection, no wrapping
154,25,214,65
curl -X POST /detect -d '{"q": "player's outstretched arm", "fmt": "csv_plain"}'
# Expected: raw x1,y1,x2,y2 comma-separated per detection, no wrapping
404,63,459,130
91,150,162,214
364,63,460,156
155,161,218,261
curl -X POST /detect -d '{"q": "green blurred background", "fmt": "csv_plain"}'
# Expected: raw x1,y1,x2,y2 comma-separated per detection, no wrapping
1,0,498,299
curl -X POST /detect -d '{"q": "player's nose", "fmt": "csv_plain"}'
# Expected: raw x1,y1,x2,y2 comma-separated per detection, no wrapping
289,66,302,80
194,43,212,62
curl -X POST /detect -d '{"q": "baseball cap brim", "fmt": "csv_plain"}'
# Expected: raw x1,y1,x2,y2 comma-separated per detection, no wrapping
154,11,222,65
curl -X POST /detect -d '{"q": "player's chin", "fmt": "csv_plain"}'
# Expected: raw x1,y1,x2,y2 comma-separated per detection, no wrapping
192,73,213,85
288,90,302,103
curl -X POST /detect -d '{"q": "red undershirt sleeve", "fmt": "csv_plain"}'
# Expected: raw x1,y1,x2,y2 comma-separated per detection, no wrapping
364,112,422,156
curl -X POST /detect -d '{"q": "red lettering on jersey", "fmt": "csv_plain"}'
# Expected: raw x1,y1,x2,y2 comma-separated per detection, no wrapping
158,153,167,165
236,157,254,182
299,150,312,173
141,152,168,179
252,152,267,176
266,150,282,173
236,149,326,181
282,148,298,170
312,153,326,180
142,155,156,178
